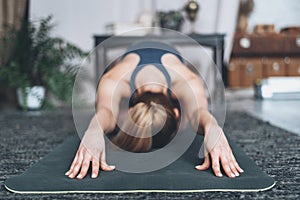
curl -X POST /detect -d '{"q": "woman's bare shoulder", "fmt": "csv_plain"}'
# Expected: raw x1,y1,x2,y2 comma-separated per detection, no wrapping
102,55,138,81
98,75,131,98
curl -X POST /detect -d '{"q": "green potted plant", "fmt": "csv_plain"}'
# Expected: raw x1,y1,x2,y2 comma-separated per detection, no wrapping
0,15,87,110
157,10,184,31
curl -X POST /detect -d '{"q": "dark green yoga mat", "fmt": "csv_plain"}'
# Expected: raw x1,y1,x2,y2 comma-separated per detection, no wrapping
4,131,275,194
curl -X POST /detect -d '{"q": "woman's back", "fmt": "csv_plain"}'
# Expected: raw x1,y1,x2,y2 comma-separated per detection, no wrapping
102,41,199,100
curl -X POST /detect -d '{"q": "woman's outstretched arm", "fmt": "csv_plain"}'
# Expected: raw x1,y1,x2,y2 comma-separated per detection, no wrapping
178,75,244,178
65,77,122,179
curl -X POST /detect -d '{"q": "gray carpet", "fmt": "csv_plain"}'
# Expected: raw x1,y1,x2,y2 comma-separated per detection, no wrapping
0,109,299,199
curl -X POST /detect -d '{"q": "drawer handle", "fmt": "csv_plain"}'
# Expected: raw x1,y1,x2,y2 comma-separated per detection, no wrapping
246,64,253,75
284,57,290,64
272,62,280,71
239,37,251,48
296,37,300,47
298,66,300,75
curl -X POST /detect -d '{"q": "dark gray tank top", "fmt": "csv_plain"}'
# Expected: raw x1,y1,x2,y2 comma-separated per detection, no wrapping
123,41,184,98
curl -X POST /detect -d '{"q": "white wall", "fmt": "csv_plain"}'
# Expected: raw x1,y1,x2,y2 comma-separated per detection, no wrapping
30,0,239,62
248,0,300,32
30,0,240,108
30,0,142,51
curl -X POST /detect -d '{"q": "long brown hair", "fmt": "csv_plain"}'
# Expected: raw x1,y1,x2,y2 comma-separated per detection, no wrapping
112,92,180,152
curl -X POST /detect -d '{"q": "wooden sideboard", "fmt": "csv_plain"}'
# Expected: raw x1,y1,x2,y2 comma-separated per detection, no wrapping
228,32,300,88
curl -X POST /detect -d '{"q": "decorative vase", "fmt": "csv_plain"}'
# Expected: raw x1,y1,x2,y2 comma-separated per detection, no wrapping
237,14,248,32
16,86,45,110
184,0,200,33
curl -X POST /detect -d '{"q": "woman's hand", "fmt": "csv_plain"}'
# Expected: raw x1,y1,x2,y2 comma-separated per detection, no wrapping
195,125,244,178
65,130,115,179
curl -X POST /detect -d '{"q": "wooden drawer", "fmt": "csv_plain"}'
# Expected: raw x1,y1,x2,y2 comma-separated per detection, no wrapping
228,59,240,88
239,58,263,87
284,36,300,54
284,57,300,76
232,33,286,56
262,58,285,77
228,58,263,88
229,32,300,88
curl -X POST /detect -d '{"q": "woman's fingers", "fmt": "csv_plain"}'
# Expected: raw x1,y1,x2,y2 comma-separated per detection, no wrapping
230,153,244,173
228,155,240,177
100,149,115,171
209,149,245,178
66,147,115,179
91,158,100,178
195,152,210,170
76,152,92,179
68,150,84,178
229,160,239,177
100,161,115,171
220,155,235,178
65,150,82,176
211,151,223,177
220,150,245,178
65,153,78,176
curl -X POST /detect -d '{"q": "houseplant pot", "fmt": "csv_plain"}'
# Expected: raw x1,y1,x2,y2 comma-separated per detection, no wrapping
16,86,45,110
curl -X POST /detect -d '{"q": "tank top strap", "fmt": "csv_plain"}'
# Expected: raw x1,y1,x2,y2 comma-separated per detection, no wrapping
130,63,172,98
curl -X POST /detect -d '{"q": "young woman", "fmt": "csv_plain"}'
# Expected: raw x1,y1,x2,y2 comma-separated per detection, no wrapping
65,41,243,180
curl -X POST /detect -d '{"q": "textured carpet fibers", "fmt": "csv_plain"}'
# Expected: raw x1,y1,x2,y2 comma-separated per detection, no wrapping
0,110,299,199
